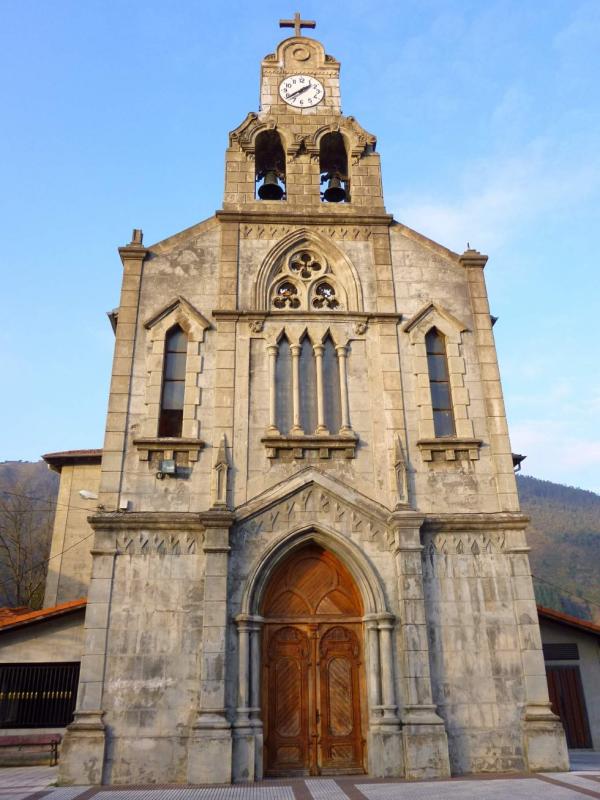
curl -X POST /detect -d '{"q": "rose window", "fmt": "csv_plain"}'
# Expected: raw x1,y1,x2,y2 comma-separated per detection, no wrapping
273,281,300,309
312,283,339,309
289,251,323,280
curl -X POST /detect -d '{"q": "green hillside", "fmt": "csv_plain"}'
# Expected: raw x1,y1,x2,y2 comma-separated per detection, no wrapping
517,475,600,623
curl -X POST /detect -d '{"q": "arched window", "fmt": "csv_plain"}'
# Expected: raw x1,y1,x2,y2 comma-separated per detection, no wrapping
426,328,455,437
275,335,292,435
158,325,187,437
256,130,286,200
299,335,317,434
322,334,341,433
319,132,349,203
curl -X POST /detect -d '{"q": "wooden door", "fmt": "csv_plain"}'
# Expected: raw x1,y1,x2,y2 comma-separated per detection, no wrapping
319,625,364,774
261,544,366,776
264,626,311,775
546,665,593,748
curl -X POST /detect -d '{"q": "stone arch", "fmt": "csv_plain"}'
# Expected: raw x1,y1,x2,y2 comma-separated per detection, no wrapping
241,523,389,617
255,228,363,311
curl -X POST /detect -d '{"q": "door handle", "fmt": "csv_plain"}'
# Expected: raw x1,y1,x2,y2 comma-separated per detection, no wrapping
316,708,320,725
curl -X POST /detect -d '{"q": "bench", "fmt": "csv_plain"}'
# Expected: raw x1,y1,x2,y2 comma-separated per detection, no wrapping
0,733,62,765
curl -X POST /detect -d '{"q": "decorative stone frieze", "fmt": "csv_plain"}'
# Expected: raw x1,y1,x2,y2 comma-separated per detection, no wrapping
261,432,357,459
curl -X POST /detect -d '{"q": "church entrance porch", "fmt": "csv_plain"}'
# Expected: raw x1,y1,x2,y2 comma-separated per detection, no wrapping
261,545,366,776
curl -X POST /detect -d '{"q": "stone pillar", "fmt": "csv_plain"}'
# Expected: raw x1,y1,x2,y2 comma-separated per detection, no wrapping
267,344,279,434
58,524,116,785
291,343,302,434
313,343,328,433
390,511,450,780
506,530,569,771
98,231,148,511
460,249,518,512
232,615,264,782
187,510,234,784
365,617,382,720
366,612,403,778
336,344,351,433
249,619,264,779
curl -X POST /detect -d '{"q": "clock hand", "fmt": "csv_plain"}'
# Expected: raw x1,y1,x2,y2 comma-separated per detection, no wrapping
285,82,313,100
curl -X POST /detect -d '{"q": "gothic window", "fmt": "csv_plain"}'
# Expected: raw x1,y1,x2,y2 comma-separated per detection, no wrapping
322,334,342,433
299,335,318,434
268,249,345,311
158,325,187,437
267,331,353,448
320,132,349,203
426,327,455,437
275,335,292,434
256,130,286,200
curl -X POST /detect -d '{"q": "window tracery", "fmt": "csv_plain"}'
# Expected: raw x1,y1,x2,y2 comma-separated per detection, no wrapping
312,282,339,310
269,249,345,311
265,329,355,458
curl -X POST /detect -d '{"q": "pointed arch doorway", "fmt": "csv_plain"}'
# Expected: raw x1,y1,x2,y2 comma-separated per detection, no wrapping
261,543,366,776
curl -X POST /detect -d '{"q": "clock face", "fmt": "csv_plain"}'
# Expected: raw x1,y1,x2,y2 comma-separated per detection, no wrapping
279,75,324,108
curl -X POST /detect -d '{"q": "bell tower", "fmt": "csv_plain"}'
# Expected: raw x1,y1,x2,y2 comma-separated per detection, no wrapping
224,16,385,209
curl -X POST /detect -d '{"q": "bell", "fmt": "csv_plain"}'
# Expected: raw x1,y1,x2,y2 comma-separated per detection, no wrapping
258,170,284,200
323,174,346,203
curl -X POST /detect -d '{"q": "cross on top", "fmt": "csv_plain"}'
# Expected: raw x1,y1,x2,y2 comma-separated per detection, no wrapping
279,12,316,37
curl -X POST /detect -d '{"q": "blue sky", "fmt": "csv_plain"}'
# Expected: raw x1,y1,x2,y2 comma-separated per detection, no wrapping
1,0,598,493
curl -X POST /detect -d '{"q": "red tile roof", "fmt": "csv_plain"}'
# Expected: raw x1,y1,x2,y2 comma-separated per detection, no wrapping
537,604,600,636
42,449,102,471
0,599,87,632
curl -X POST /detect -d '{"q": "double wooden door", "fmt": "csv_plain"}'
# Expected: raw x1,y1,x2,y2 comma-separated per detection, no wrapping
263,622,365,776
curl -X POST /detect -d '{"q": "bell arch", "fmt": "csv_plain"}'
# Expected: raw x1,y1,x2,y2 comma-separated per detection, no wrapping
254,228,363,311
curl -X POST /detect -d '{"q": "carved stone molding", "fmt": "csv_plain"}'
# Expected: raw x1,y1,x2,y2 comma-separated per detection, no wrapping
423,531,507,557
133,437,204,463
262,433,358,460
240,223,372,241
116,531,202,556
417,438,482,462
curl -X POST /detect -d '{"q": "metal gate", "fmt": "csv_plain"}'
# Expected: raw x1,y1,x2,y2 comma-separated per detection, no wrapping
0,662,80,728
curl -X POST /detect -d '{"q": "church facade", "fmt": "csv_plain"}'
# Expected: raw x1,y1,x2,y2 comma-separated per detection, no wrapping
58,19,568,786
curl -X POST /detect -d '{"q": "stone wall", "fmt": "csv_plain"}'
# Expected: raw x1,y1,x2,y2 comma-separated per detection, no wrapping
101,542,206,784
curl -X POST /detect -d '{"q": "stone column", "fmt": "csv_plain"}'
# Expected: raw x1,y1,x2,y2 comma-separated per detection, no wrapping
232,615,264,782
267,344,279,434
187,510,234,784
365,617,382,720
291,343,302,434
58,522,116,785
314,343,328,433
390,511,450,780
506,529,569,771
377,615,398,722
365,612,403,778
336,344,351,433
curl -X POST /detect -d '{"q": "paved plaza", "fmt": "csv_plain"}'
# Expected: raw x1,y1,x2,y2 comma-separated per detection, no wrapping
1,762,600,800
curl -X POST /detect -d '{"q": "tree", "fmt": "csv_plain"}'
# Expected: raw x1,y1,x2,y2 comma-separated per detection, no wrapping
0,481,54,609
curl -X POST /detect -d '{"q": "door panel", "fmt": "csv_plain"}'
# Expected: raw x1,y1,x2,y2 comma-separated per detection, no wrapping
318,625,364,773
264,626,311,775
546,665,593,748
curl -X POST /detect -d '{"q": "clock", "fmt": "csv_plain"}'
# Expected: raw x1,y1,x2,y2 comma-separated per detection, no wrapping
279,75,324,108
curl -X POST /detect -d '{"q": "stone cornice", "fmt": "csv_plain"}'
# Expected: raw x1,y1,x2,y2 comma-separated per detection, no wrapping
89,511,212,533
216,209,393,227
422,512,529,533
212,309,402,322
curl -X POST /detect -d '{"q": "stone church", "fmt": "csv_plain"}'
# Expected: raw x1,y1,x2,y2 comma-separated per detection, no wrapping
45,15,569,785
